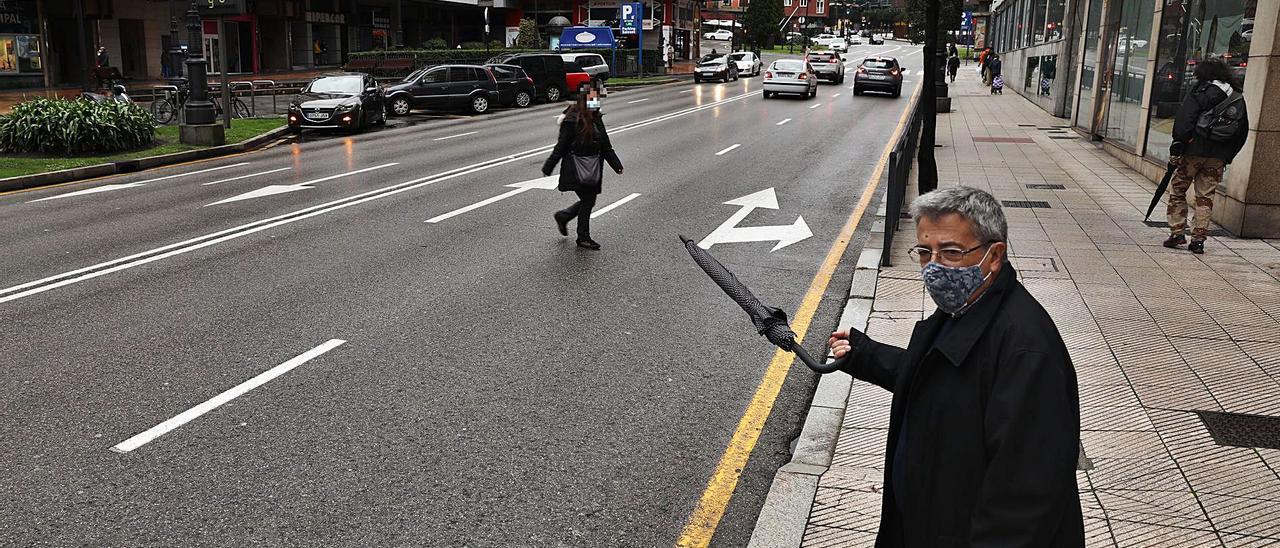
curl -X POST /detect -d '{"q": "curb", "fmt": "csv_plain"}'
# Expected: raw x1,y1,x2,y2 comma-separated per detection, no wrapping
0,124,292,194
746,202,887,548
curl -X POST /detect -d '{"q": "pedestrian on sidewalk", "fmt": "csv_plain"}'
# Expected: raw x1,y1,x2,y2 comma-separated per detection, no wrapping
543,82,624,250
988,53,1004,94
1163,58,1249,254
828,186,1083,548
978,47,991,84
95,46,110,68
947,52,960,83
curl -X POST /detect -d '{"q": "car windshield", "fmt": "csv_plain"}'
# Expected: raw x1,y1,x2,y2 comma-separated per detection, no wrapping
773,60,804,71
863,59,894,69
307,76,363,95
699,59,725,67
402,69,427,82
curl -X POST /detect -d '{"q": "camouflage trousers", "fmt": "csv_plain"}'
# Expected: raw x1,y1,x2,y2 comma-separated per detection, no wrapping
1167,155,1224,241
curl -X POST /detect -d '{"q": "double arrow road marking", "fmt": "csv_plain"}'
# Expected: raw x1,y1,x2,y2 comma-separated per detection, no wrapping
698,188,812,252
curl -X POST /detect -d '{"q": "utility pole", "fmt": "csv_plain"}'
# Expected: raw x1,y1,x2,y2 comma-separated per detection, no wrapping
180,1,223,145
917,0,939,193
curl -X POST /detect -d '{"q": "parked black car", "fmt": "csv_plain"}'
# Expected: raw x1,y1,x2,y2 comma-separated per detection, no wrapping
384,65,499,115
485,63,536,108
288,72,386,133
488,52,569,102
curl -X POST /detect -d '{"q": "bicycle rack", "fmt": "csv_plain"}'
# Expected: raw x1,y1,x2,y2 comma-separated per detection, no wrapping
252,80,277,115
152,85,181,124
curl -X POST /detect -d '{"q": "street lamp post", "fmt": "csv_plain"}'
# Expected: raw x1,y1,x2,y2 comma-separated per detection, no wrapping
917,0,939,193
180,2,223,145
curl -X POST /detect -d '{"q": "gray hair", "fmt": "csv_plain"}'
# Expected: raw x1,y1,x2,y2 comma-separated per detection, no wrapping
909,186,1008,243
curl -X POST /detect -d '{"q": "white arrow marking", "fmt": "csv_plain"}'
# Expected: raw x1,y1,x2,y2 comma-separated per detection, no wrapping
204,163,398,206
202,167,292,186
28,183,146,202
425,175,559,223
591,193,641,218
698,187,813,252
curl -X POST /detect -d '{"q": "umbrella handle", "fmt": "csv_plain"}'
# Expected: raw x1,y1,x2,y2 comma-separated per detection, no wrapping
792,343,840,374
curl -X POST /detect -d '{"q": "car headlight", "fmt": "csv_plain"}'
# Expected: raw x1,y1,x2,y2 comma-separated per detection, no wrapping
335,102,358,113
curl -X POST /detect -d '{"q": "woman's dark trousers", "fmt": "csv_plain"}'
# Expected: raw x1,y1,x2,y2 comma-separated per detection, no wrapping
559,190,598,237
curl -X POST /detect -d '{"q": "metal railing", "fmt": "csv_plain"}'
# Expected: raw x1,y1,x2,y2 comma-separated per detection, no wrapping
880,89,925,267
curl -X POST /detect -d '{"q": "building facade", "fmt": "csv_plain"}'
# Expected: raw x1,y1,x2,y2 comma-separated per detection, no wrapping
989,0,1276,238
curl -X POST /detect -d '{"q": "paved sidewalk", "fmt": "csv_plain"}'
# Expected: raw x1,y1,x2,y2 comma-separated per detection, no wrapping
751,67,1280,547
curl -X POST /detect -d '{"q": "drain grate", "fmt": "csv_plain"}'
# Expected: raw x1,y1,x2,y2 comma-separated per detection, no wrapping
1141,220,1230,237
1002,200,1052,208
1197,411,1280,450
1049,135,1079,140
1026,183,1067,190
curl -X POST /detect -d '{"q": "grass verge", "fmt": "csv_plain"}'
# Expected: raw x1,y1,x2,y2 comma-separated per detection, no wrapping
0,117,285,180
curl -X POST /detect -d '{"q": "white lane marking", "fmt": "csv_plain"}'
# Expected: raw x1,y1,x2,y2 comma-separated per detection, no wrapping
902,70,911,75
204,163,399,207
776,118,792,126
680,89,694,94
628,98,650,103
110,339,346,453
809,103,823,109
426,176,558,223
848,84,857,89
716,144,742,156
591,193,642,218
832,93,842,98
202,167,292,186
434,131,478,141
28,162,252,202
1,90,763,304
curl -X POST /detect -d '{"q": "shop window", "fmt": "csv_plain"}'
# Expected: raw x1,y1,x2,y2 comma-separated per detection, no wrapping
1144,0,1254,163
1039,55,1057,96
1045,0,1065,42
1102,0,1155,149
1032,0,1048,44
1075,0,1104,129
1025,56,1040,92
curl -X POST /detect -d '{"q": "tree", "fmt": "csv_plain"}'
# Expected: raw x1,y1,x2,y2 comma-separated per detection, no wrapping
513,18,542,49
905,0,962,44
743,0,784,49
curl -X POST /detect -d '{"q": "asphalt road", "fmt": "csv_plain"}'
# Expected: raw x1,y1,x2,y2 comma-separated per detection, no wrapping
1,42,922,546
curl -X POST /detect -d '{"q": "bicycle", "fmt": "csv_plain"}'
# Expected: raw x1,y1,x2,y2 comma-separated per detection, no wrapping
151,85,251,124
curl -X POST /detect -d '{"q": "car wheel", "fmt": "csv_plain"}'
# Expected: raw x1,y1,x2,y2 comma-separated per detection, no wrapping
515,91,532,108
893,86,902,98
763,91,771,99
390,97,411,116
853,86,862,95
471,94,491,114
374,107,387,126
545,85,562,102
694,77,701,83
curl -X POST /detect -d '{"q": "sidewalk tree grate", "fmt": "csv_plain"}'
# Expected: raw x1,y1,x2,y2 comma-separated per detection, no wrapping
1196,411,1280,450
1001,200,1052,209
1141,220,1230,237
1026,184,1067,190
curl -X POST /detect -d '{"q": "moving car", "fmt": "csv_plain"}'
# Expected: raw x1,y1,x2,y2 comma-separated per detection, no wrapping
561,52,611,84
869,34,885,45
728,51,763,77
485,64,536,108
807,51,846,83
849,35,862,45
288,72,386,133
488,52,570,102
762,59,817,99
830,39,849,53
704,29,733,41
852,56,903,98
694,56,739,83
810,33,837,47
384,64,499,115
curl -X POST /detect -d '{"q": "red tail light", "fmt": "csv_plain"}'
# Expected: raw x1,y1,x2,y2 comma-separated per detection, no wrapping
890,68,899,75
764,71,773,79
858,67,867,74
798,73,807,80
526,76,534,84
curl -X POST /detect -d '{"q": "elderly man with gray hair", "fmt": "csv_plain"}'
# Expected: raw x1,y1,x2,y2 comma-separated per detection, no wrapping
827,186,1083,548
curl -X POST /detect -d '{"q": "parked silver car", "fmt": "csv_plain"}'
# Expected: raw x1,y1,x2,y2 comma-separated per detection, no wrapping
728,51,763,77
762,59,817,99
806,51,846,84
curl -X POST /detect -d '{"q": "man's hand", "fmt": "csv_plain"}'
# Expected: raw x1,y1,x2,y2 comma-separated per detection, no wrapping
829,329,854,359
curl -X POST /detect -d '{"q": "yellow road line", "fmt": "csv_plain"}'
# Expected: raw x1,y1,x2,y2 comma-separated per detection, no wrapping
675,79,923,548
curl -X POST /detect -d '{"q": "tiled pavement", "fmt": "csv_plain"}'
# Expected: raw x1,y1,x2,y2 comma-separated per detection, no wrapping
801,70,1280,547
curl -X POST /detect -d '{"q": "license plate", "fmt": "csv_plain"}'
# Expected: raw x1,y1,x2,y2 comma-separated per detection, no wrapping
868,75,889,80
777,73,794,78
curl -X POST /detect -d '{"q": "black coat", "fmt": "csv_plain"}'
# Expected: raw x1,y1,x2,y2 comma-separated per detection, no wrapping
834,265,1083,548
542,109,623,194
1172,81,1249,163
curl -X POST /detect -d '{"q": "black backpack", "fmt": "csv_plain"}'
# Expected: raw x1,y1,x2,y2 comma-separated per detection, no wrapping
1195,88,1245,143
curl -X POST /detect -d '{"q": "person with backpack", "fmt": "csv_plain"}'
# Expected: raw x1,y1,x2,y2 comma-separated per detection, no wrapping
988,53,1003,94
947,52,960,83
1163,58,1248,254
543,83,624,250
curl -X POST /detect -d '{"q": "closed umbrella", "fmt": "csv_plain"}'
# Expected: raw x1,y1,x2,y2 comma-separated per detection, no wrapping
1145,160,1178,221
679,235,838,374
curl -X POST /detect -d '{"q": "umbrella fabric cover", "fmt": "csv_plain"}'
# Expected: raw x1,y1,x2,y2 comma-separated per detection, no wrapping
680,235,837,373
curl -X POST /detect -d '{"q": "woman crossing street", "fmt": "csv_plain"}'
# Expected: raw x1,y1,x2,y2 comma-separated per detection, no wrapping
543,83,624,250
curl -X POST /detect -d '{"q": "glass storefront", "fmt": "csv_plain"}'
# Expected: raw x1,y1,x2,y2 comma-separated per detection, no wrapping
1100,0,1155,149
1144,0,1256,163
1075,0,1104,130
0,0,43,77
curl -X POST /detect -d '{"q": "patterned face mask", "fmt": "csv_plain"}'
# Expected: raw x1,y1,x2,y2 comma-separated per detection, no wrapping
921,246,992,317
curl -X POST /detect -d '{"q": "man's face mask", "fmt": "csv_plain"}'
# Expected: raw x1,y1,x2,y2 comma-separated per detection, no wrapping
921,246,993,317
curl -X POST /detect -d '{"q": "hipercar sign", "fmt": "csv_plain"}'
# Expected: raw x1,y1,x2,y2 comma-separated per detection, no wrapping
198,0,246,16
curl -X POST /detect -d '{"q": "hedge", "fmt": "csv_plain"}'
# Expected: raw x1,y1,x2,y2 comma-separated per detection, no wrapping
347,48,662,77
0,98,156,154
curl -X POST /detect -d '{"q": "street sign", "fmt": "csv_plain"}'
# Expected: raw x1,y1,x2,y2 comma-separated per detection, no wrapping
559,26,617,49
197,0,246,16
798,16,806,24
961,11,973,31
620,3,642,35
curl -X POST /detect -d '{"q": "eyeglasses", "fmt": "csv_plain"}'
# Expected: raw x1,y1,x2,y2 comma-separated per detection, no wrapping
907,243,992,264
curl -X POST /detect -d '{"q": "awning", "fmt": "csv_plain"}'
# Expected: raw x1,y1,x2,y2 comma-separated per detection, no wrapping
558,27,617,49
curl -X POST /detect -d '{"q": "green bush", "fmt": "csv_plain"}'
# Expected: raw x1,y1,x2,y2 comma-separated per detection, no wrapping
423,38,449,50
0,98,156,154
459,41,486,50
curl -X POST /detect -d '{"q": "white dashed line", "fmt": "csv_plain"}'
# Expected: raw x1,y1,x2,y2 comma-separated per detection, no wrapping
832,93,842,98
591,193,642,218
433,131,478,141
628,98,650,103
715,144,742,156
809,103,823,109
776,118,792,126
